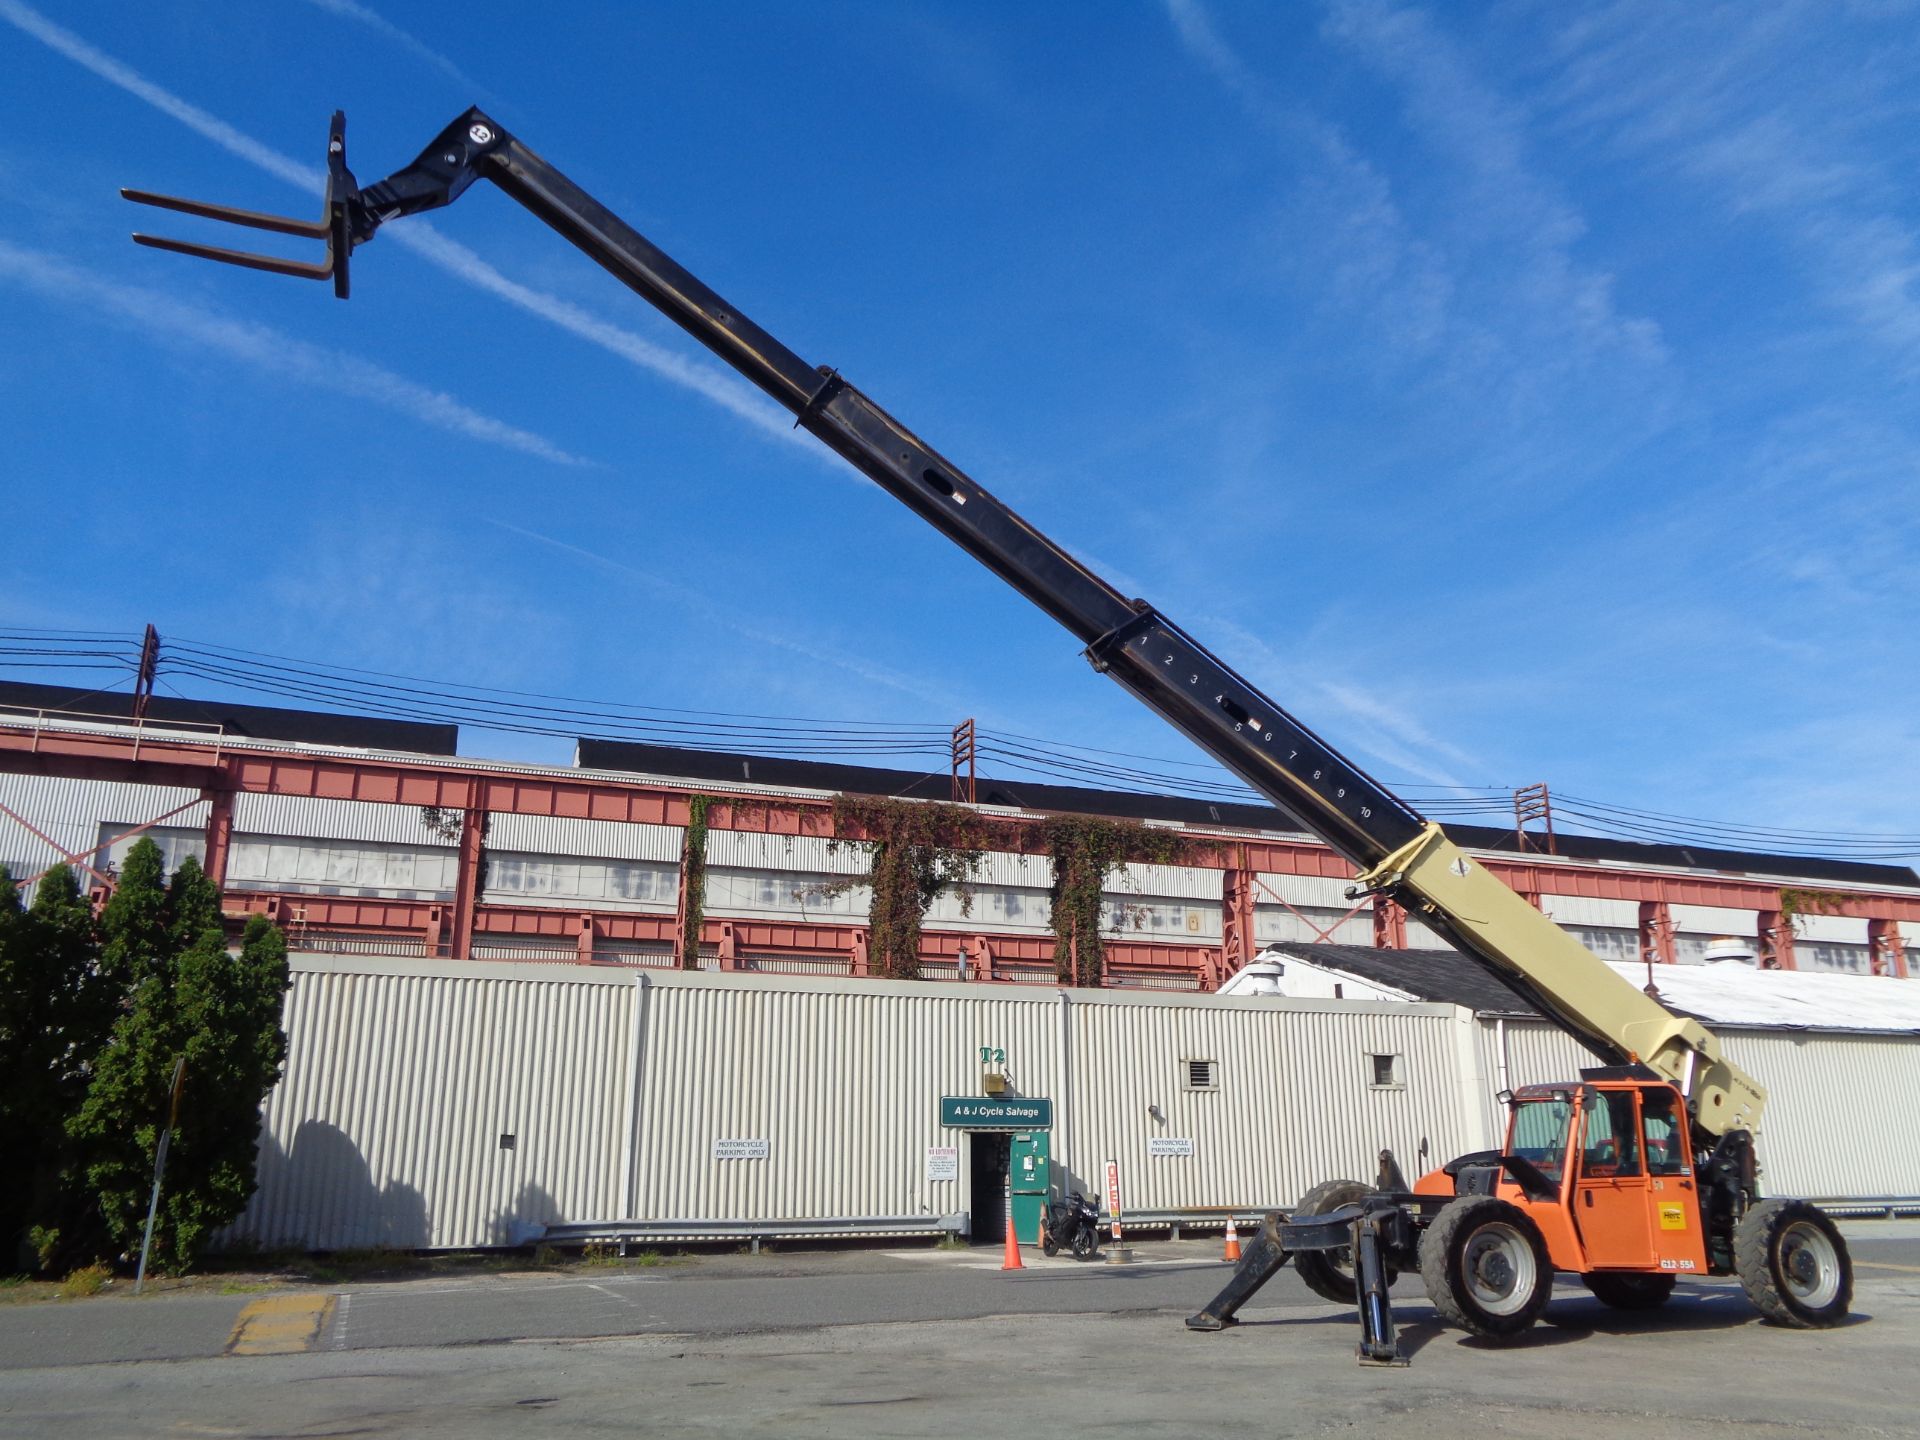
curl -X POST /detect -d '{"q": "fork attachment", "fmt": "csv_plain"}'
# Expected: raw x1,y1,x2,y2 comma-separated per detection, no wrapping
123,111,360,296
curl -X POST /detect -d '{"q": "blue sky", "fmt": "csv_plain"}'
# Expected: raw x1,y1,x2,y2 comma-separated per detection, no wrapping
1,1,1916,854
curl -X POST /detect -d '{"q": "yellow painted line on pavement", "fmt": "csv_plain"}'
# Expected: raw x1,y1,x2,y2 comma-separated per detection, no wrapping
225,1294,337,1356
1855,1261,1920,1274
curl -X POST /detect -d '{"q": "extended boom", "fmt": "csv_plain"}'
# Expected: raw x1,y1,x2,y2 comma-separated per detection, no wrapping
123,108,1763,1141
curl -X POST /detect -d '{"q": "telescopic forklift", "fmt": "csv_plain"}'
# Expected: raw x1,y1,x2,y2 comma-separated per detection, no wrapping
123,110,1855,1363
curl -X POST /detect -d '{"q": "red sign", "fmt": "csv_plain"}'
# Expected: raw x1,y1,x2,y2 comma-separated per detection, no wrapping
1104,1158,1123,1241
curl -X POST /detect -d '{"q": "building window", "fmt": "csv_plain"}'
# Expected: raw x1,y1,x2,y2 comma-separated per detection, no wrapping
1369,1053,1404,1088
1184,1059,1217,1090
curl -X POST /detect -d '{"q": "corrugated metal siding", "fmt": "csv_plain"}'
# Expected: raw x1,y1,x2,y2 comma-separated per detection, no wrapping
234,962,635,1249
629,977,1062,1222
1064,996,1475,1211
231,959,1920,1252
0,774,206,879
235,794,460,848
486,813,681,863
1110,862,1220,901
1721,1032,1920,1198
1542,894,1638,927
1671,903,1759,935
1256,873,1359,909
704,830,869,877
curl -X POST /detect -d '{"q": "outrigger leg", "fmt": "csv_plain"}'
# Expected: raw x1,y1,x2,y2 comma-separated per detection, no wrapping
1186,1200,1408,1367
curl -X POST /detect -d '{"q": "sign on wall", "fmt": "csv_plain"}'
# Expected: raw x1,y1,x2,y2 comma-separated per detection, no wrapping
926,1146,958,1181
1147,1137,1196,1158
712,1138,770,1160
938,1096,1053,1130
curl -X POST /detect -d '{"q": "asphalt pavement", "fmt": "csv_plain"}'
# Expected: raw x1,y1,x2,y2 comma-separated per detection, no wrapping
1,1222,1916,1438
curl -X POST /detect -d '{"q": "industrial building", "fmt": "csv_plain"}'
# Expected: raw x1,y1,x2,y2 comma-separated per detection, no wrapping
2,682,1917,1249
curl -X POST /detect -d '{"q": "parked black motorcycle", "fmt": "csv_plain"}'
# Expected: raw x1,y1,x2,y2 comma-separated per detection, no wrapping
1041,1191,1101,1259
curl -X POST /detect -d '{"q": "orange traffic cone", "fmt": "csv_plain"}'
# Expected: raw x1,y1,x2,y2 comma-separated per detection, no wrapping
1223,1214,1242,1263
1000,1182,1024,1271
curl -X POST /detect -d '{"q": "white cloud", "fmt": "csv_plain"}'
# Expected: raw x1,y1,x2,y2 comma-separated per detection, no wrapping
1,0,824,460
0,240,589,466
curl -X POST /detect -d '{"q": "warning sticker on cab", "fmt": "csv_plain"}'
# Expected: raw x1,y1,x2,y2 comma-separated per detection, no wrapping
1658,1202,1688,1231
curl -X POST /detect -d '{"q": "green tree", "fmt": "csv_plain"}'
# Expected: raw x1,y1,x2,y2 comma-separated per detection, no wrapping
68,842,290,1272
0,864,113,1271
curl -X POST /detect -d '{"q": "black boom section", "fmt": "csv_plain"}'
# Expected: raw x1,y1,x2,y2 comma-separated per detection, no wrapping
475,120,1424,864
122,105,1428,866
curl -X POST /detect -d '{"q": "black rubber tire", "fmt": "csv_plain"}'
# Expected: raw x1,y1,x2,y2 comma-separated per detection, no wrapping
1419,1196,1554,1340
1582,1272,1676,1310
1291,1179,1377,1305
1071,1226,1097,1260
1735,1198,1852,1328
1041,1236,1059,1258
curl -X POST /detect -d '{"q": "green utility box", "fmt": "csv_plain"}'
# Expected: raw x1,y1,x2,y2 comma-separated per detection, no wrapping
1010,1130,1051,1244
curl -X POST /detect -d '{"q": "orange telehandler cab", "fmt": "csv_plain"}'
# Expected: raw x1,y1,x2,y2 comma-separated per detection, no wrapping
122,108,1855,1367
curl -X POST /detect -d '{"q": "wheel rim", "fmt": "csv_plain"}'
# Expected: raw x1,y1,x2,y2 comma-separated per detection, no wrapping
1779,1220,1842,1309
1460,1223,1536,1316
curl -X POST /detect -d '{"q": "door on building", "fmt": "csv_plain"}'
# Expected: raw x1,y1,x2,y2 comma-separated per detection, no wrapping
1009,1130,1051,1245
969,1132,1011,1244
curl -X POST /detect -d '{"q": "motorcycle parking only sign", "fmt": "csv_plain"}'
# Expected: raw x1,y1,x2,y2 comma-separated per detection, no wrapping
1147,1137,1195,1158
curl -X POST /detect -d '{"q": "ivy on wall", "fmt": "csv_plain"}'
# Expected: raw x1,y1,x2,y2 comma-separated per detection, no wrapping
826,796,1190,987
829,795,1005,980
1038,815,1187,987
677,794,713,970
1777,886,1850,936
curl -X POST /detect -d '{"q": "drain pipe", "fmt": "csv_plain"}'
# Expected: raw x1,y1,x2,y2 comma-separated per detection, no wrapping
1058,988,1073,1194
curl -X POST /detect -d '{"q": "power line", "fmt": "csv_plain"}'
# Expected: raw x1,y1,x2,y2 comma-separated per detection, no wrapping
0,628,1913,862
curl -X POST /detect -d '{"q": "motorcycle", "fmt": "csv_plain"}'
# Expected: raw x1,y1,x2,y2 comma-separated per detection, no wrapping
1041,1190,1102,1259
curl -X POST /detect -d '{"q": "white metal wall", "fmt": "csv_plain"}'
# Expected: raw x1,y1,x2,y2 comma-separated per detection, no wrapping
230,959,1920,1251
232,959,636,1250
1720,1031,1920,1199
629,976,1063,1224
1061,995,1480,1212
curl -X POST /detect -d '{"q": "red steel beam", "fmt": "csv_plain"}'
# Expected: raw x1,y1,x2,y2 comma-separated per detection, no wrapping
6,721,1919,925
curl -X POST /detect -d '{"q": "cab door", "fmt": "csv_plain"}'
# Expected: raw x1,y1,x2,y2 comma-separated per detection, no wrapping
1639,1084,1708,1275
1573,1087,1656,1268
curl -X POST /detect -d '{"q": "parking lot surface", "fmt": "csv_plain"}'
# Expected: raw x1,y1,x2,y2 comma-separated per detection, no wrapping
1,1222,1915,1438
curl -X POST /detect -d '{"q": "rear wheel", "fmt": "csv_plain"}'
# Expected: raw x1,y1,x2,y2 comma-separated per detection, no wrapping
1419,1196,1553,1340
1041,1235,1059,1258
1291,1179,1398,1304
1583,1272,1676,1310
1735,1199,1852,1328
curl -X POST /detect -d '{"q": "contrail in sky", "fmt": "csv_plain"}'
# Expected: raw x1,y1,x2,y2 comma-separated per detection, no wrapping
295,0,489,96
0,0,818,459
0,240,590,467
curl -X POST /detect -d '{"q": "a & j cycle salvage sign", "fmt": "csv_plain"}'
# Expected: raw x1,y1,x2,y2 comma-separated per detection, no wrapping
938,1096,1053,1130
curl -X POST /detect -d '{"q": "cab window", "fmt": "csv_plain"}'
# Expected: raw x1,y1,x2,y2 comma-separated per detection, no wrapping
1508,1096,1573,1183
1640,1086,1689,1176
1580,1089,1642,1177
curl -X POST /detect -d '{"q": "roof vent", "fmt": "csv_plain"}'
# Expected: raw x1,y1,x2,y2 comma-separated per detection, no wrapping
1703,935,1757,966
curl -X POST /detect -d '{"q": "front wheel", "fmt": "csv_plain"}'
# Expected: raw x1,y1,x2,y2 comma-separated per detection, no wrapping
1735,1199,1852,1328
1419,1196,1553,1340
1070,1225,1097,1260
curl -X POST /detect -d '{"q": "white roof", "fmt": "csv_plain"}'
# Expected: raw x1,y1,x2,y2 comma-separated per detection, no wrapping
1605,961,1920,1034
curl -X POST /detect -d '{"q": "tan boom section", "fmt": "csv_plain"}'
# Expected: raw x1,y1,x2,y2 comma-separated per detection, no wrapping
1354,824,1766,1140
